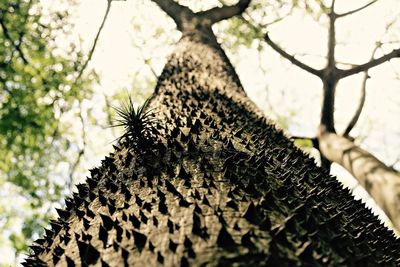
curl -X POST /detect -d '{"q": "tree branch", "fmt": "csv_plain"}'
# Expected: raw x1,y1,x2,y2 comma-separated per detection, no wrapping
343,44,381,137
330,0,336,13
198,0,251,24
75,0,113,83
343,71,368,137
339,48,400,78
68,102,86,190
327,0,337,69
326,31,336,68
264,33,322,77
336,0,378,18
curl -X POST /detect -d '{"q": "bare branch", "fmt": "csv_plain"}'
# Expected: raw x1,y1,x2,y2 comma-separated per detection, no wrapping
343,17,396,136
339,48,400,78
330,0,336,14
343,71,368,137
327,5,336,69
238,6,292,31
264,33,322,78
264,15,287,27
343,43,381,137
198,0,251,24
75,0,113,83
337,0,378,18
68,102,86,189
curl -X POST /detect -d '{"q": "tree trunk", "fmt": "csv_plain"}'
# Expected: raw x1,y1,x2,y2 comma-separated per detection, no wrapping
319,76,338,170
25,2,400,266
318,130,400,230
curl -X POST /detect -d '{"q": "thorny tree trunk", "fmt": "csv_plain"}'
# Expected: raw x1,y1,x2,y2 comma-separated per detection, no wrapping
25,1,400,266
318,131,400,230
318,74,338,170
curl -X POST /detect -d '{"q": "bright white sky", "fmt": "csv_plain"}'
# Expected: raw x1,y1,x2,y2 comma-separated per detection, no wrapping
1,0,400,265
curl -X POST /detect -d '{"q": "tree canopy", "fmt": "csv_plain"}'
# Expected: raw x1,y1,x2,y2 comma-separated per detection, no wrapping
0,0,95,261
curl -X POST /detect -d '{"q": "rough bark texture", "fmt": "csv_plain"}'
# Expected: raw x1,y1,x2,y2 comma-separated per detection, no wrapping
318,131,400,230
25,2,400,266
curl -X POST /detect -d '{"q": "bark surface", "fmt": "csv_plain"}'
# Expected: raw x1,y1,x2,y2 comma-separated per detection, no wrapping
25,1,400,266
318,131,400,230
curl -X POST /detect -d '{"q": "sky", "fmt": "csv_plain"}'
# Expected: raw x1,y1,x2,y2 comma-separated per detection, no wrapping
1,0,400,265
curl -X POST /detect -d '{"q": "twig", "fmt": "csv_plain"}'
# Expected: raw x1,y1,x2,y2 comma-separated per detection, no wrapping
336,0,378,18
68,102,86,189
74,0,114,83
242,10,290,31
343,17,398,136
338,47,400,78
327,0,337,68
330,0,336,13
343,44,381,137
343,71,368,137
264,33,322,77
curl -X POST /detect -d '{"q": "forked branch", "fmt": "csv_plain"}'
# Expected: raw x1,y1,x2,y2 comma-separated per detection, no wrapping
264,33,322,77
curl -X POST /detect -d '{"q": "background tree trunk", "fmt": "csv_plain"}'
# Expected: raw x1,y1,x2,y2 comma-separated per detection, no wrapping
318,130,400,229
264,0,400,229
25,1,400,266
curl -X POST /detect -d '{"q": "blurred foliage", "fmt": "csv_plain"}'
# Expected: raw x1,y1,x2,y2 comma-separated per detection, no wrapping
0,0,95,259
294,138,314,149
